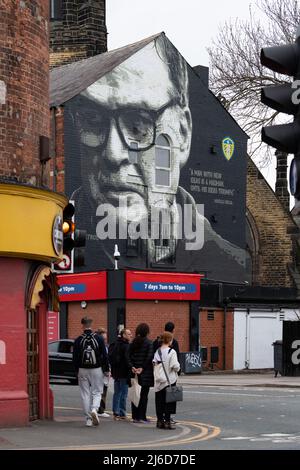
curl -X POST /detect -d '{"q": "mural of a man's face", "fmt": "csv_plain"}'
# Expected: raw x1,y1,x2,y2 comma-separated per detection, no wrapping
74,42,192,223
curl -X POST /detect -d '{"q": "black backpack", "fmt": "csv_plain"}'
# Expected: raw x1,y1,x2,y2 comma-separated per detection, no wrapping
79,332,101,367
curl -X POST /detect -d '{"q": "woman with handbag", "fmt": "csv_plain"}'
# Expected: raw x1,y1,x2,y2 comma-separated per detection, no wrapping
153,332,181,430
129,323,154,423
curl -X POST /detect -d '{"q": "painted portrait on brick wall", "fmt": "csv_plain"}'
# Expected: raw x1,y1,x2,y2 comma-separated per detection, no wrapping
65,34,248,282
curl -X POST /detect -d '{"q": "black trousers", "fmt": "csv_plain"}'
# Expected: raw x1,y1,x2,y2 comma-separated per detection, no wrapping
97,384,108,414
155,385,176,422
131,386,150,421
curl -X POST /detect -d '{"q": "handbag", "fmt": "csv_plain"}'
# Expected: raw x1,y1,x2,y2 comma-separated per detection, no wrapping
158,349,183,403
128,374,141,407
165,384,183,403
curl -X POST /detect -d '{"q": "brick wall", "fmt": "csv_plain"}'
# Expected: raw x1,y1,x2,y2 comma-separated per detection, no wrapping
50,107,65,192
126,300,190,351
200,308,233,370
247,157,296,287
50,0,107,68
0,0,49,186
67,301,107,339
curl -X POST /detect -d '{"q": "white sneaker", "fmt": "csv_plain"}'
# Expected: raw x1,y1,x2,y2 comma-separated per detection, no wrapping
86,417,93,427
91,409,99,426
98,412,110,418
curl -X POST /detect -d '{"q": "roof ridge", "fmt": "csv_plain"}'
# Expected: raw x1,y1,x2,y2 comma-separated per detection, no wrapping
51,32,163,73
50,32,164,107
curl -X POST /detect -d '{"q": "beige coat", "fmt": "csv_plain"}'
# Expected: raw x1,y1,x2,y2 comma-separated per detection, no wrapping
153,347,180,392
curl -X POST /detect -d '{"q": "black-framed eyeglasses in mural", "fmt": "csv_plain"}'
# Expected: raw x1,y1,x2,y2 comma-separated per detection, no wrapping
74,97,181,152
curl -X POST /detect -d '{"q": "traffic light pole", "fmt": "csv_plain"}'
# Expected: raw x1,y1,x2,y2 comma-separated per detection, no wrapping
261,25,300,202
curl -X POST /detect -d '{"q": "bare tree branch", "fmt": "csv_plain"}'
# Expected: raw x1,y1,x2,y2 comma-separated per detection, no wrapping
208,0,300,166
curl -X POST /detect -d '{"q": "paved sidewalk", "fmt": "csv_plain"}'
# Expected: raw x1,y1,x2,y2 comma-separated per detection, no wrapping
178,371,300,388
1,373,300,450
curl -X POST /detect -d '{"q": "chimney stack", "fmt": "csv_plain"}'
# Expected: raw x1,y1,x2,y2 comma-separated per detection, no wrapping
193,65,209,87
50,0,107,68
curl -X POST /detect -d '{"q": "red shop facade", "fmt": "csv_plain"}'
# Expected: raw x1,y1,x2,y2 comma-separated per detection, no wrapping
57,270,202,353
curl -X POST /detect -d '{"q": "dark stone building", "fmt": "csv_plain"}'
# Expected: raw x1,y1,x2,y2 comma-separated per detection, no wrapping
50,0,107,68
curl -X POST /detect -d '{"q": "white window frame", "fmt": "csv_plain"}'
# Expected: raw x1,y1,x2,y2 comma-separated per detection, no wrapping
155,135,171,187
128,140,139,164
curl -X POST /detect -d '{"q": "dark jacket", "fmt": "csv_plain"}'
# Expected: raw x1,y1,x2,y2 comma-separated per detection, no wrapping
129,336,154,387
73,329,109,373
110,337,132,380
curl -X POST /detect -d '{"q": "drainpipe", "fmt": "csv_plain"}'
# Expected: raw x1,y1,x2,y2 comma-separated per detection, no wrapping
223,303,227,370
245,308,250,369
52,107,57,192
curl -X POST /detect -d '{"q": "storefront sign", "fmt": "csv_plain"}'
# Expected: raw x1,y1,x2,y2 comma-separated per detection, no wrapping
59,284,86,295
57,271,107,302
133,282,196,294
126,271,202,300
48,311,59,342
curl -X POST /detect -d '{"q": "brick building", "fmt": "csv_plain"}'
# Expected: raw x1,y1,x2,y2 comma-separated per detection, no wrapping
246,156,296,288
49,1,299,373
199,155,299,371
0,1,67,426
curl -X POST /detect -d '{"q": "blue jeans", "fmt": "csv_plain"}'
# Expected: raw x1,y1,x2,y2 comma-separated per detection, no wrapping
113,378,129,417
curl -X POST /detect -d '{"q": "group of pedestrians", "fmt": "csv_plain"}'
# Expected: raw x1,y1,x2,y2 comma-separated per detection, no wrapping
72,317,181,430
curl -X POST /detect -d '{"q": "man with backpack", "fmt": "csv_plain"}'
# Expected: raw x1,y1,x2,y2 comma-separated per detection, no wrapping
109,328,132,420
73,316,109,427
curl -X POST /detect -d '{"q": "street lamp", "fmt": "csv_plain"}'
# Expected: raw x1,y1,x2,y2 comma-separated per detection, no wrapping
114,244,120,270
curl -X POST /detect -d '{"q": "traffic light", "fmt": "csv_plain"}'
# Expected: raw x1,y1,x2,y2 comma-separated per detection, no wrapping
73,228,87,267
62,202,75,253
53,201,86,272
53,202,75,273
260,28,300,198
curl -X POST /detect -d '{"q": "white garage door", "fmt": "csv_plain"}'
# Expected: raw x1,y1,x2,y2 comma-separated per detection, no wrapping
248,315,282,369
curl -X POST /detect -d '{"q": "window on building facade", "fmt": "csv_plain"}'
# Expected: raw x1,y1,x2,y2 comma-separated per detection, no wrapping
128,141,138,164
50,0,63,21
207,310,215,320
152,209,176,265
126,237,141,257
155,135,171,187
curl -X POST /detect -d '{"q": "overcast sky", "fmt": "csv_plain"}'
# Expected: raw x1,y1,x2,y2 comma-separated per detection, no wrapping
106,0,260,67
106,1,283,195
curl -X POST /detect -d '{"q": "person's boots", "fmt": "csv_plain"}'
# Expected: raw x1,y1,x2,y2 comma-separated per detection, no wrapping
156,420,165,429
165,421,176,430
